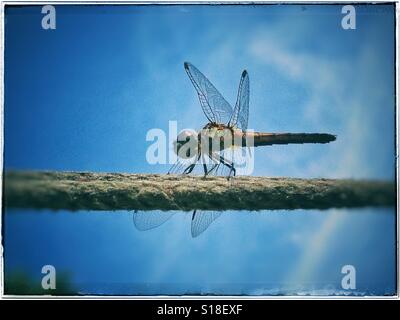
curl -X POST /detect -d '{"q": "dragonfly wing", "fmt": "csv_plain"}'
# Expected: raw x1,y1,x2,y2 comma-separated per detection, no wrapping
191,210,222,238
229,70,249,131
133,210,176,231
133,156,198,233
184,62,233,124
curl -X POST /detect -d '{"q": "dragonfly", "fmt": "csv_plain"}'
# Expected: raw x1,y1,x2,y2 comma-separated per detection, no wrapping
133,62,336,237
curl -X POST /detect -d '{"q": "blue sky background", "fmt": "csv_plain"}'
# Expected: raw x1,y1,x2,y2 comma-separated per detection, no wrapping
3,4,396,295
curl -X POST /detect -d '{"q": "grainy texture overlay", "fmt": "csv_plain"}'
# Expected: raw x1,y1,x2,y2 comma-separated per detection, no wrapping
3,171,395,211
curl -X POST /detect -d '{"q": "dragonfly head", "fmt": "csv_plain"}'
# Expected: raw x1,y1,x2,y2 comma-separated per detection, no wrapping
174,130,199,159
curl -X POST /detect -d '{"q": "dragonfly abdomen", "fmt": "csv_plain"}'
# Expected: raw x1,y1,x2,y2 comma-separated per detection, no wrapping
243,132,336,147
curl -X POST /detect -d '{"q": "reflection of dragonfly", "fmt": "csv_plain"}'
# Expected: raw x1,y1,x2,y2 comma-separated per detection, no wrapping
134,62,336,237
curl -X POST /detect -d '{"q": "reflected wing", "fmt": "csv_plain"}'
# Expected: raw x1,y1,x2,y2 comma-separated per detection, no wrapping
184,62,233,124
132,157,192,233
191,210,222,238
133,210,176,231
229,70,249,131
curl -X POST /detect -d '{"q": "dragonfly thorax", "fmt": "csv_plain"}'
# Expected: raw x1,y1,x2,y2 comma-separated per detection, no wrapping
200,124,242,153
174,124,244,160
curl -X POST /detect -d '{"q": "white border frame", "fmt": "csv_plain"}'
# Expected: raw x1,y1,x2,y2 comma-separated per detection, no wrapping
0,0,398,300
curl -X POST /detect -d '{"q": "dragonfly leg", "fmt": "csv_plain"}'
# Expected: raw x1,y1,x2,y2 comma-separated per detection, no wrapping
208,152,235,179
183,163,196,174
218,155,236,179
183,154,202,175
201,153,209,177
204,154,221,177
208,164,219,175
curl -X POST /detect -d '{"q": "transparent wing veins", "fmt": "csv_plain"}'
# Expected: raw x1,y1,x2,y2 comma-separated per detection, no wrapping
184,62,233,125
229,70,249,131
133,210,176,231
